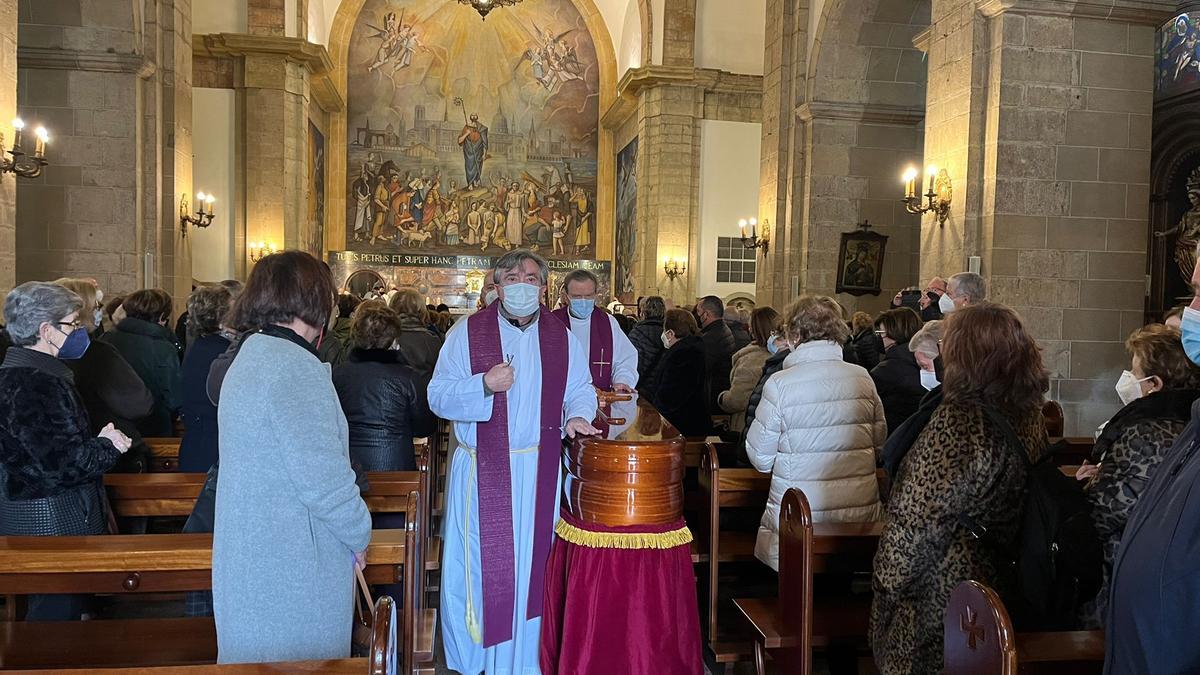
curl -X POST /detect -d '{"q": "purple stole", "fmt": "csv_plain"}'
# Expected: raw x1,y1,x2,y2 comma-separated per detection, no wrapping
467,303,569,647
551,306,614,391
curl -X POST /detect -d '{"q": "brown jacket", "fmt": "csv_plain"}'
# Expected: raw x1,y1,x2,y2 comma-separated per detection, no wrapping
718,344,770,432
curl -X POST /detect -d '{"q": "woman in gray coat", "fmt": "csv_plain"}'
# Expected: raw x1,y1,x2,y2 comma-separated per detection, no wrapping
211,250,372,664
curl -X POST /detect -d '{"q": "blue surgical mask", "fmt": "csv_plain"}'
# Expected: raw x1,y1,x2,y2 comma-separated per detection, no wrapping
569,298,594,319
1183,307,1200,366
501,283,541,317
55,326,91,360
919,369,939,391
766,334,781,355
93,308,104,327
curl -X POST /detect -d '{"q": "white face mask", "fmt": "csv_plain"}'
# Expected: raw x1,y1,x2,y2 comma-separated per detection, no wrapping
660,331,673,349
500,282,541,317
1115,370,1152,406
938,293,956,314
93,308,104,328
766,334,781,355
919,369,940,391
484,289,499,306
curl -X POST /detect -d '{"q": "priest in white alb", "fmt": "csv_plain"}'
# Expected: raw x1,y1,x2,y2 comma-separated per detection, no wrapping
551,269,639,394
428,249,598,675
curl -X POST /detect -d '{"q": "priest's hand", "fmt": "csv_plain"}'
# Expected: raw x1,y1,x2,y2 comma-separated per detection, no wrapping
564,417,600,438
484,362,515,394
613,383,634,394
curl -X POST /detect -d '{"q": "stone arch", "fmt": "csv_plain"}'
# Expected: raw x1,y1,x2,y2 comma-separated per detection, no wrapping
796,0,930,313
323,0,619,258
639,0,653,65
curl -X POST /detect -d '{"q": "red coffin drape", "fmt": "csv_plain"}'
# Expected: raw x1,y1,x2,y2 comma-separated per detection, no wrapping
539,512,703,675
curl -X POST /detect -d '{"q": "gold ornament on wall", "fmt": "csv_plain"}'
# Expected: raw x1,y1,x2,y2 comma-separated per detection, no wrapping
901,165,952,227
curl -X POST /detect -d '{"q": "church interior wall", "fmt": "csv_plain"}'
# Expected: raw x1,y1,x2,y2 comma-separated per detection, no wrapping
193,0,248,35
0,1,15,294
617,0,642,76
695,0,765,75
696,118,761,301
191,87,237,283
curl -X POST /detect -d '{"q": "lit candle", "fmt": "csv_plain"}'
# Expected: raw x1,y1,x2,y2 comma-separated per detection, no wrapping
749,217,758,238
205,194,215,215
196,191,206,212
34,127,47,159
12,118,24,151
738,218,748,234
926,165,938,195
902,167,918,199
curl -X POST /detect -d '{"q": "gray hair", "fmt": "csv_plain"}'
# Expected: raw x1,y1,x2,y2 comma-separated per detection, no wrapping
724,307,747,324
641,296,666,320
493,249,549,285
909,319,943,359
949,272,987,304
561,268,599,293
187,285,234,342
4,281,84,347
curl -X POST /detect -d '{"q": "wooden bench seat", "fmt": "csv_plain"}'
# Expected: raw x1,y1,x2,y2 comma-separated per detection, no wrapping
5,661,369,674
0,616,217,669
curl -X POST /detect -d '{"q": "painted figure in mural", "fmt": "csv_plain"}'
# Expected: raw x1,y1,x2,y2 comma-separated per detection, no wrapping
367,11,403,72
370,175,390,245
456,113,489,189
571,185,591,256
352,164,372,242
552,211,567,256
465,202,481,246
1157,167,1200,287
443,202,461,246
504,181,525,248
520,25,584,91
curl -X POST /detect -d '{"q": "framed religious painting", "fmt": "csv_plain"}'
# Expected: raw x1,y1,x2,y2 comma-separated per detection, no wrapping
835,227,888,296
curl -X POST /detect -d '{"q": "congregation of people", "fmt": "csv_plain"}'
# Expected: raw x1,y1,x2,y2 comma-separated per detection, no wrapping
5,249,1200,673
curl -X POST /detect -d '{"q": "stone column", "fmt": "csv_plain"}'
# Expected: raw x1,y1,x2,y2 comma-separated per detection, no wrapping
0,1,15,293
197,34,329,269
16,0,190,302
921,0,1171,433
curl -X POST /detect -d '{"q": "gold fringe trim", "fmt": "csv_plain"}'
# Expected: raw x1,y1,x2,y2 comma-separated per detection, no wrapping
555,518,694,550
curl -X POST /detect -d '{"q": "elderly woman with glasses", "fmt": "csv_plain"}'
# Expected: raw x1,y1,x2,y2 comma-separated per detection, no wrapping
0,281,132,620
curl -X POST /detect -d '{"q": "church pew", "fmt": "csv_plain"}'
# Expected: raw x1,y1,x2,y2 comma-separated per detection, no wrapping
732,488,882,675
944,579,1105,674
145,437,182,472
694,442,772,663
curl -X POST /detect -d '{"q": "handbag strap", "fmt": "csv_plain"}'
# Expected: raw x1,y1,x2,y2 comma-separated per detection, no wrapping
354,558,373,624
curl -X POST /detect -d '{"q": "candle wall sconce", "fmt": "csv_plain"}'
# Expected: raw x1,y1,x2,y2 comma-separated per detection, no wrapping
249,241,278,263
0,118,50,179
901,165,953,227
180,192,216,237
663,257,687,281
738,217,770,255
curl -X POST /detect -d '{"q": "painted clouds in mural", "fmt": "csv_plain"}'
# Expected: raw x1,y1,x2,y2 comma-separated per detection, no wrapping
345,0,600,258
614,137,637,302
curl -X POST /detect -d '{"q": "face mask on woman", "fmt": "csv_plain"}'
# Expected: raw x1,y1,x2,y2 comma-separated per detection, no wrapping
919,369,939,391
766,334,781,355
1183,307,1200,366
938,293,956,314
93,308,104,328
501,283,541,317
1115,370,1153,406
53,325,91,360
660,330,674,349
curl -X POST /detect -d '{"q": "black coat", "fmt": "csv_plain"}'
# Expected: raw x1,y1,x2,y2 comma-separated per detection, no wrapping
99,317,182,437
395,316,443,378
628,318,664,386
726,320,752,352
701,320,736,412
849,329,883,371
332,348,436,472
178,333,231,473
871,343,926,434
66,336,156,473
646,335,711,437
0,348,119,536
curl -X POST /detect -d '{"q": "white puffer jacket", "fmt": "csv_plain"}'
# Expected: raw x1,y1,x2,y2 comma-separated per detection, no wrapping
745,340,886,570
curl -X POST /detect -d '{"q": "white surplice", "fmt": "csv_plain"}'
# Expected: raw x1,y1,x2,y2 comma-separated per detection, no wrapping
564,311,639,389
428,310,597,675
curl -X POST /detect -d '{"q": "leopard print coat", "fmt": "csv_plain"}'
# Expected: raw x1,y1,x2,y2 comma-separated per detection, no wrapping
870,401,1046,675
1079,417,1188,627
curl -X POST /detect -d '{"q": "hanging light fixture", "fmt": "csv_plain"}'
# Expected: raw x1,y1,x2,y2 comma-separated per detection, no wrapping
458,0,523,19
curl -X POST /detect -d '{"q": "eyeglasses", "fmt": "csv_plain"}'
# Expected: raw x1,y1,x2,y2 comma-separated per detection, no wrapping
874,330,887,337
58,320,83,330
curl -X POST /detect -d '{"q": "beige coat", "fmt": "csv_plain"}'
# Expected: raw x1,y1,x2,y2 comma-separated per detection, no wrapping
718,344,770,432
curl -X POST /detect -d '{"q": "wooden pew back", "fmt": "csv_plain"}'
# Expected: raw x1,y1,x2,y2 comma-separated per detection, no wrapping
776,488,814,675
943,579,1018,675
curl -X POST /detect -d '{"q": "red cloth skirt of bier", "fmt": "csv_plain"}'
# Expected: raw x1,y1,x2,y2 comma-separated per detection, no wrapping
539,510,703,675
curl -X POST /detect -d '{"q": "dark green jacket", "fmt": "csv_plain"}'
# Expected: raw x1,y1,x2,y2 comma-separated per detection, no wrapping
100,317,182,437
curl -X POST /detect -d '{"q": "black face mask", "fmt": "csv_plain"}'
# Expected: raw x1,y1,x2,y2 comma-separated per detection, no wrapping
934,355,945,382
926,291,940,304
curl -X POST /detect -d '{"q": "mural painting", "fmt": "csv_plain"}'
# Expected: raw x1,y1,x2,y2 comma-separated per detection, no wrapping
613,137,638,303
1157,13,1200,100
345,0,600,262
307,120,326,256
